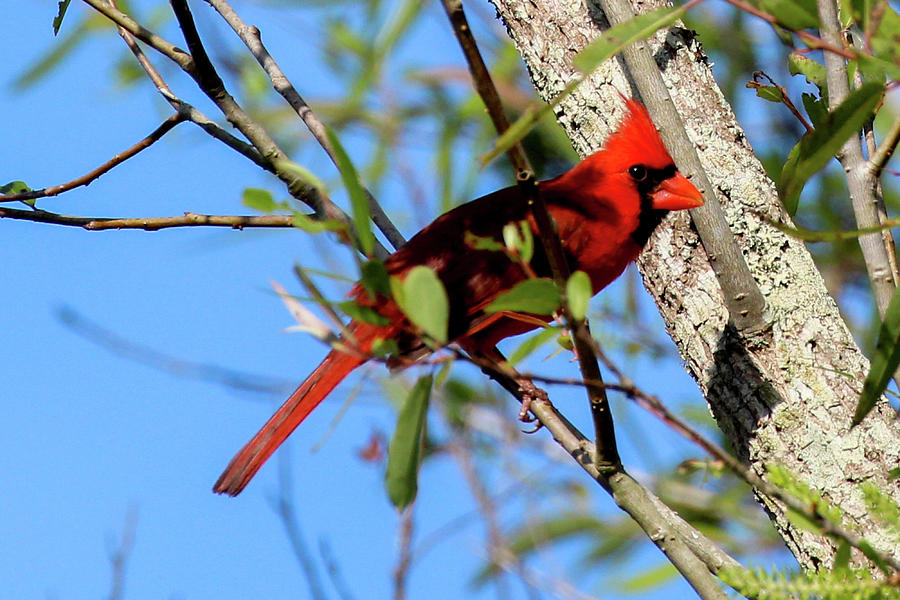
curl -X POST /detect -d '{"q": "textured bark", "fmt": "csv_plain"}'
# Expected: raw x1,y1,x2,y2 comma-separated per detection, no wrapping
490,0,900,570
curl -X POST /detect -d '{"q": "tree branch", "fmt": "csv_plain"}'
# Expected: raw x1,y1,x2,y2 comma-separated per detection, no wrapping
203,0,406,250
816,0,897,316
79,0,389,258
438,0,621,471
0,207,298,230
0,114,185,203
110,0,268,169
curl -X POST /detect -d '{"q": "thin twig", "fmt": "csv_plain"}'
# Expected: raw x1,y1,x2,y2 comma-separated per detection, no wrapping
720,0,855,59
80,0,388,258
203,0,406,250
816,0,898,314
393,506,415,600
870,111,900,178
0,114,185,203
111,0,267,168
0,207,298,230
272,448,329,600
107,508,138,600
438,0,621,470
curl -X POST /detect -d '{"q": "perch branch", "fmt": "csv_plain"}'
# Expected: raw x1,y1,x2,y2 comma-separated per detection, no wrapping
203,0,406,250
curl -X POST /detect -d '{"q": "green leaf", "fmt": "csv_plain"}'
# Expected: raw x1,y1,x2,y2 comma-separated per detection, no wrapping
760,0,819,30
618,563,678,593
290,212,345,234
856,284,900,425
395,266,449,344
833,541,852,572
361,259,391,298
324,127,375,256
566,270,592,320
385,374,432,509
779,81,882,212
502,221,534,263
858,540,891,575
509,326,562,366
572,6,683,73
337,300,390,326
480,6,683,168
800,93,828,128
272,159,327,195
485,278,561,316
53,0,72,35
0,181,32,195
855,52,900,82
464,231,505,253
242,188,276,213
747,82,784,103
789,53,827,94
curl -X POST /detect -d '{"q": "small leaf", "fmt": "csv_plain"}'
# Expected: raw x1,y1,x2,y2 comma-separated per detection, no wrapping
779,81,883,211
396,266,449,344
746,82,784,103
486,278,561,316
0,181,32,195
760,0,819,29
385,374,432,509
361,259,391,298
242,188,276,213
800,93,828,128
324,127,375,257
566,271,592,321
789,53,827,94
337,301,390,326
858,540,891,575
572,7,683,73
272,159,327,195
833,541,851,572
53,0,72,35
290,212,345,234
856,284,900,425
618,563,678,593
509,326,562,366
464,231,504,253
502,221,534,263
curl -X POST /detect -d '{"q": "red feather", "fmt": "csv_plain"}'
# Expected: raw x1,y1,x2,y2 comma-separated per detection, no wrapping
213,99,702,496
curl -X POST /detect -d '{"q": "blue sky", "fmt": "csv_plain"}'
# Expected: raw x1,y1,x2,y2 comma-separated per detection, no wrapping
1,2,789,599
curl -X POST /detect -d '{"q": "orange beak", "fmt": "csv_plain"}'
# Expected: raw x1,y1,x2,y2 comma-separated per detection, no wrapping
651,172,704,211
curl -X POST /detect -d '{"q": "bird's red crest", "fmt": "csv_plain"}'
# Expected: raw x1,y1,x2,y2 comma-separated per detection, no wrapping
602,98,674,171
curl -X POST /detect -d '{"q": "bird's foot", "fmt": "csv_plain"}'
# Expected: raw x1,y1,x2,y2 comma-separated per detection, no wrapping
517,380,549,433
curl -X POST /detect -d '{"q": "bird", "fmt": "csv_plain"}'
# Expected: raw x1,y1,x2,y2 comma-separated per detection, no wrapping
213,98,703,496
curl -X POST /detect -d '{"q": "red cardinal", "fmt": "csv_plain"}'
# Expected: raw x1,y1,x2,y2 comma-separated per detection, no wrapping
214,99,703,496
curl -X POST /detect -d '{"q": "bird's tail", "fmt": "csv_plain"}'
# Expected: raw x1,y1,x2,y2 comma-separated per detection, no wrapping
213,337,370,496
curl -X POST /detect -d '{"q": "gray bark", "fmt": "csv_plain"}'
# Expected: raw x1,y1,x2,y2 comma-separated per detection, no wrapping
490,0,900,570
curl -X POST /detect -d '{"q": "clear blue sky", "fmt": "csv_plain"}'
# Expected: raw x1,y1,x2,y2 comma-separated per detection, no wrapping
1,2,787,599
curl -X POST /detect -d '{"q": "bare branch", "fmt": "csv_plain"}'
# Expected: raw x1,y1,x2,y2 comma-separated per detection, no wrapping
817,0,898,316
110,0,267,168
204,0,406,250
392,506,415,600
870,111,900,178
0,207,298,230
107,508,137,600
80,0,389,258
0,114,185,203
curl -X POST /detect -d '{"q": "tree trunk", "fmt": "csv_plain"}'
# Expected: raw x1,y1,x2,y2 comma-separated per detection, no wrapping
490,0,900,570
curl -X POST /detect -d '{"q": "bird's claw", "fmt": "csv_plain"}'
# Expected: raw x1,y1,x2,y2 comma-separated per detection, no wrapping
517,383,550,433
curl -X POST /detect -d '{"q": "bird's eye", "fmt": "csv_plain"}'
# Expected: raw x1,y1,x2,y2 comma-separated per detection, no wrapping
628,165,648,181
